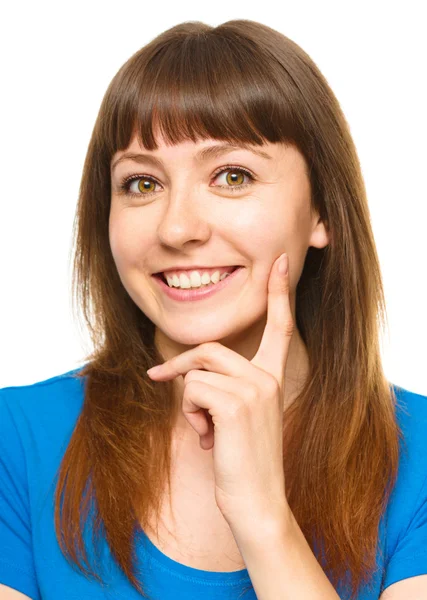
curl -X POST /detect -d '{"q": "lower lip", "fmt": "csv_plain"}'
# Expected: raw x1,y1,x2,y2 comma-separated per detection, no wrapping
152,267,244,302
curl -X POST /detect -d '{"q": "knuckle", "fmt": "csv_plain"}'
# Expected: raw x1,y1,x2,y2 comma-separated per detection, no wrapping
184,370,198,384
202,342,223,364
247,383,259,402
284,316,295,337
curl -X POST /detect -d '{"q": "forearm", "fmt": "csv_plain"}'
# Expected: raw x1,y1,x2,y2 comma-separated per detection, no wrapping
235,508,341,600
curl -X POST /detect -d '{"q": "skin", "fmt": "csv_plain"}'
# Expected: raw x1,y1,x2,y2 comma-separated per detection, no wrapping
109,130,330,466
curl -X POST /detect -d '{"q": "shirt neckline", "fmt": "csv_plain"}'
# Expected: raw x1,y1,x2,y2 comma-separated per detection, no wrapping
136,527,251,583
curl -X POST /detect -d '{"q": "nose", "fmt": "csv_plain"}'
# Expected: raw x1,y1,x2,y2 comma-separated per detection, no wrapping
155,188,211,249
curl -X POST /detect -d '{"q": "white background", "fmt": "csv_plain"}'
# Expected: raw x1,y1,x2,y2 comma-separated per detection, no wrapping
0,1,425,395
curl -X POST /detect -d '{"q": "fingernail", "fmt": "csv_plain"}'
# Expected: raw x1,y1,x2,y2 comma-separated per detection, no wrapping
147,365,162,376
278,253,288,275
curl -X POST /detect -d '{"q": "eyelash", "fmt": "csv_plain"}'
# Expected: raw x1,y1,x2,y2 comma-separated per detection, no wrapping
118,165,256,199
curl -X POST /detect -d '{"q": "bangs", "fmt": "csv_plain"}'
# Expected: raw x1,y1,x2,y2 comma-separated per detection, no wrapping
101,27,303,157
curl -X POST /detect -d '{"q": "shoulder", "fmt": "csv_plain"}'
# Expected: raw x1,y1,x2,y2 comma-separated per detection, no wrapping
379,384,427,593
393,382,427,419
0,366,88,463
392,383,427,474
0,366,87,423
383,384,427,553
0,367,88,600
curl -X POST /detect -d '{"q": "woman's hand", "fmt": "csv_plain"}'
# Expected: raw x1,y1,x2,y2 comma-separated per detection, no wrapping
147,253,293,529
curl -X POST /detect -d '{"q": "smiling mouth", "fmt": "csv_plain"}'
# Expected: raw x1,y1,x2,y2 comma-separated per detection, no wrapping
155,266,241,285
152,265,244,301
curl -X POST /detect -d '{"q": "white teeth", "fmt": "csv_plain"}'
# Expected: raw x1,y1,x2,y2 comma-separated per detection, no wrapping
164,269,234,289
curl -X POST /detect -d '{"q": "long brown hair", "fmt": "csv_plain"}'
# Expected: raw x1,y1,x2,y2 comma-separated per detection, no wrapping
54,19,405,600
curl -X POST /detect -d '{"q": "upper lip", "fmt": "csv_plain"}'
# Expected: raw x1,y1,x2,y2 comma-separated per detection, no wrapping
154,265,241,275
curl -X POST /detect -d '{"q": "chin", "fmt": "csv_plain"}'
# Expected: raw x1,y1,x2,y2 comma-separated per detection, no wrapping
157,320,250,350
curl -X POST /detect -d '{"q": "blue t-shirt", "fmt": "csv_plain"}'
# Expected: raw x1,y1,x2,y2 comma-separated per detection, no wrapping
1,367,427,600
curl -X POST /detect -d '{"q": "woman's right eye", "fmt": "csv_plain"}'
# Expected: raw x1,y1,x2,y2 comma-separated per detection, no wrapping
119,175,159,198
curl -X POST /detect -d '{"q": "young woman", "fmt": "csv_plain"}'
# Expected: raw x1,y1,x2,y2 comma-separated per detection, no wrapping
1,19,426,600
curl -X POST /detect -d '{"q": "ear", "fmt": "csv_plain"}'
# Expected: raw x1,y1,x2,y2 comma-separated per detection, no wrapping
308,216,330,249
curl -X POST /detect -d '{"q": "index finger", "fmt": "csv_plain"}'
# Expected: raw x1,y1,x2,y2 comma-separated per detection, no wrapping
251,253,294,384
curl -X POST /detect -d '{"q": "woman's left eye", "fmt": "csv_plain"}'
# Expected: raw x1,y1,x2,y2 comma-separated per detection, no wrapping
118,166,255,199
212,167,254,190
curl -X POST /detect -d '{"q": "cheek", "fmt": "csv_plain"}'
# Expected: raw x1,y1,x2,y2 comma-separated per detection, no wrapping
241,210,288,252
109,212,147,268
230,204,277,248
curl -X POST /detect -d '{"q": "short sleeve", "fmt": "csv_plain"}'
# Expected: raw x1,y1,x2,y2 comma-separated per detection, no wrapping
0,389,41,599
383,474,427,591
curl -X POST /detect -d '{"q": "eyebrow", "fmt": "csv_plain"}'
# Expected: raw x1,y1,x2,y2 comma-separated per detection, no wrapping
111,143,273,173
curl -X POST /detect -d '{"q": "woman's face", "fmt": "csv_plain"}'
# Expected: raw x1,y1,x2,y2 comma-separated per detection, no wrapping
109,131,329,361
